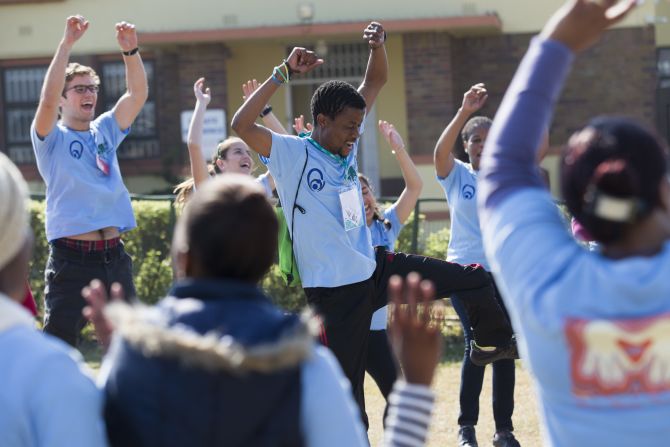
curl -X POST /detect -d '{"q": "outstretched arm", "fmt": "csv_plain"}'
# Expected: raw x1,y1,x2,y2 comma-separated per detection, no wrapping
231,48,322,157
187,78,212,189
358,22,388,113
34,16,89,138
242,79,290,135
479,0,636,213
378,120,422,224
434,83,488,178
112,21,149,131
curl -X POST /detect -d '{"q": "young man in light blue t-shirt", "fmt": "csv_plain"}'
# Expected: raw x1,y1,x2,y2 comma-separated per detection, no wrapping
31,15,148,347
232,22,517,427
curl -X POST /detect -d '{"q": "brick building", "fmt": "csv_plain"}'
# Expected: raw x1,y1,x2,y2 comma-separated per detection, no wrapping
0,0,666,213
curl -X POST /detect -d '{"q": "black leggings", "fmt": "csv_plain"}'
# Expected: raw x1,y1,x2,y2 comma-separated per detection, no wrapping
305,248,513,428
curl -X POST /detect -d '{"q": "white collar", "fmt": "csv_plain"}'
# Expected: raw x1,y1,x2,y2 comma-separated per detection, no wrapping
0,293,35,333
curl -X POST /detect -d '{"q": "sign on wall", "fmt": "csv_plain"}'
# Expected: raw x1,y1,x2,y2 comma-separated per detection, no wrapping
180,109,227,160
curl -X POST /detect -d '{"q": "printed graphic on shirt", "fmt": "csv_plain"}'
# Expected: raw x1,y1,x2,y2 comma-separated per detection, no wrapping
462,184,476,200
69,141,84,159
307,168,325,192
259,154,270,165
565,314,670,397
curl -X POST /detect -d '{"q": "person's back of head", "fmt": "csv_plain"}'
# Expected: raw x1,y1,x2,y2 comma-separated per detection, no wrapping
561,117,669,245
0,152,31,301
172,173,278,283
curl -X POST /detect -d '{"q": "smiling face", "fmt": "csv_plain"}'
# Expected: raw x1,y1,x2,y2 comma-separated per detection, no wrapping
215,139,255,176
463,124,490,171
316,106,365,157
360,176,377,226
60,74,99,130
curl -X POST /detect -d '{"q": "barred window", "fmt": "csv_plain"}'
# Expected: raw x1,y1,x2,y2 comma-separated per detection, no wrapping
101,60,159,159
2,66,47,163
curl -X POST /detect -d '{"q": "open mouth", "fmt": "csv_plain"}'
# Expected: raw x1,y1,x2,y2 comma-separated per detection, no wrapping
240,162,251,170
81,102,94,112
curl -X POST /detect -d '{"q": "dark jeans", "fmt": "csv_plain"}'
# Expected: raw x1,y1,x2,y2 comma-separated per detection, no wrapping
366,329,397,400
451,277,515,431
304,248,513,428
43,243,136,347
366,329,397,425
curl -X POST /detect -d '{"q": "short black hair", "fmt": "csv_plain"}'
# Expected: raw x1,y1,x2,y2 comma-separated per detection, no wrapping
173,174,278,283
310,80,366,124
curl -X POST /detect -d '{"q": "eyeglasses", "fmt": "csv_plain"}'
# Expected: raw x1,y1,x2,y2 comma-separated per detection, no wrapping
64,84,100,94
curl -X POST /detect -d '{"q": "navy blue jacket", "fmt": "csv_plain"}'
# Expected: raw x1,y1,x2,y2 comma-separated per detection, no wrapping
103,279,305,447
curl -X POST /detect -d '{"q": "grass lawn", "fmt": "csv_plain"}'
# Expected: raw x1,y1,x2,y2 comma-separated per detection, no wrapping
365,359,543,446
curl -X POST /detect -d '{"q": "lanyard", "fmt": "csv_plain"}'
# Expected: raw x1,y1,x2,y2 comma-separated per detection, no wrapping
307,137,348,170
307,137,358,183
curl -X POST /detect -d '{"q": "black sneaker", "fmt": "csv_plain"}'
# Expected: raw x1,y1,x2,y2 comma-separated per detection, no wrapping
492,429,520,447
458,425,479,447
469,336,519,366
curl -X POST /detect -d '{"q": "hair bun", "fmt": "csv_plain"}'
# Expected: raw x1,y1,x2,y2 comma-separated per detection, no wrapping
584,158,645,222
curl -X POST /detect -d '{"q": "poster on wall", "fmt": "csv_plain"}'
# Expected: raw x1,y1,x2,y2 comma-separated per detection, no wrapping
180,109,227,160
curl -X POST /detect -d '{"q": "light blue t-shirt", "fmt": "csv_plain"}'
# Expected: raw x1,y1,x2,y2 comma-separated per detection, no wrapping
438,159,488,269
369,205,403,330
265,132,375,288
31,111,136,241
0,296,107,447
483,189,670,446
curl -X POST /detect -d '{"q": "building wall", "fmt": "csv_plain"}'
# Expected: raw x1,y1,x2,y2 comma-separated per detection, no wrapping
397,26,657,200
0,0,656,58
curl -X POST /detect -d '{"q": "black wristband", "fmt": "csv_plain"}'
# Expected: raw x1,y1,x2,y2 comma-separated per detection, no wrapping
122,47,139,56
260,105,273,118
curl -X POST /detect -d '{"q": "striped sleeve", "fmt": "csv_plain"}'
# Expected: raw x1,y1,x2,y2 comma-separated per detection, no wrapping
383,381,435,447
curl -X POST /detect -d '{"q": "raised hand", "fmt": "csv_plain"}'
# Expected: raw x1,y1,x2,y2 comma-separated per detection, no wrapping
541,0,637,52
115,21,138,52
363,21,386,49
378,120,405,153
82,279,125,351
194,77,211,105
285,47,324,76
63,15,89,47
293,115,313,135
461,83,488,115
388,273,443,386
242,79,261,101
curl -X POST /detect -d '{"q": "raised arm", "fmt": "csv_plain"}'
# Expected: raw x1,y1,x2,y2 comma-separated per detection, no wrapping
242,79,289,135
187,78,212,189
34,16,89,138
434,83,488,178
378,120,422,224
232,47,323,157
478,0,636,213
358,22,388,113
112,21,149,131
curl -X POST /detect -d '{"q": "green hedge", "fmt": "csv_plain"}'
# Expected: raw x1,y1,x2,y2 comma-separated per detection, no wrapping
28,200,450,315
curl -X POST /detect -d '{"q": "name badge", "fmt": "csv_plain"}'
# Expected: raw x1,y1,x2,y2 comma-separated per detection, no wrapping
339,186,364,231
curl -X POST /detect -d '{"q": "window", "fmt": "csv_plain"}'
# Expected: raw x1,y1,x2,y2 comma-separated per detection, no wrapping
2,66,47,163
101,60,159,159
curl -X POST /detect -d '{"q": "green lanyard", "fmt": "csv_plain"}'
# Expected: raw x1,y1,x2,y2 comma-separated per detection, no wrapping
307,137,358,183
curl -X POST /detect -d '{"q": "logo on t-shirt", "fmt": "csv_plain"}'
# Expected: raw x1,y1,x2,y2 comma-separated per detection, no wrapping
462,184,476,200
307,168,325,191
565,313,670,398
69,141,84,159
